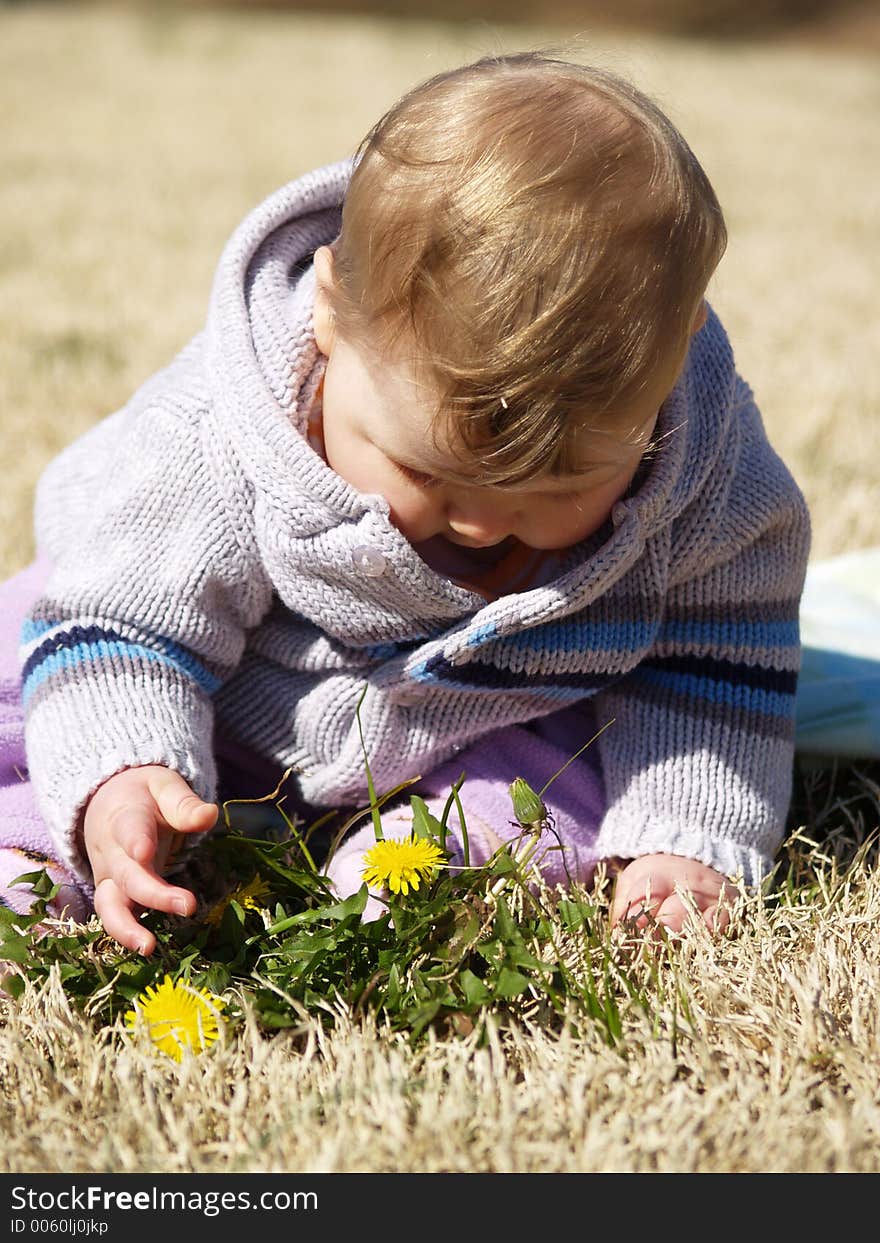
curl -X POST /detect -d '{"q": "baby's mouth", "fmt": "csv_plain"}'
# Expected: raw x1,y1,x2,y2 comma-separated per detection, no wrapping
445,533,514,552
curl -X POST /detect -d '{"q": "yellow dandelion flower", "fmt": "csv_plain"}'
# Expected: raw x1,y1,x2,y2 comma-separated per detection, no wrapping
203,874,272,927
361,835,445,896
124,974,226,1062
238,874,272,911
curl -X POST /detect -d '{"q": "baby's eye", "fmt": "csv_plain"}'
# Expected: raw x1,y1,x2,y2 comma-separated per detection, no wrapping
393,461,439,489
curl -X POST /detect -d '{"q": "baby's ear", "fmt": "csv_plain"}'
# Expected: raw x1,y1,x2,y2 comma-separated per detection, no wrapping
691,299,709,336
313,245,338,355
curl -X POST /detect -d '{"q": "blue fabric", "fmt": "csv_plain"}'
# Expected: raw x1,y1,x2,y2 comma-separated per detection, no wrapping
795,547,880,759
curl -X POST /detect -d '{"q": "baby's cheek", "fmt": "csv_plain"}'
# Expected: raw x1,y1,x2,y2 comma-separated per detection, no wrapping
533,502,607,549
386,492,437,542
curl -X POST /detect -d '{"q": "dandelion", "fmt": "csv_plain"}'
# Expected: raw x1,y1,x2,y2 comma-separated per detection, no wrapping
361,834,445,896
124,974,226,1062
203,874,272,927
508,777,547,828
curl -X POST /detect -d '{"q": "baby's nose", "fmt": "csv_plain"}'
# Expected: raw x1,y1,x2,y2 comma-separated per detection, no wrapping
446,495,516,544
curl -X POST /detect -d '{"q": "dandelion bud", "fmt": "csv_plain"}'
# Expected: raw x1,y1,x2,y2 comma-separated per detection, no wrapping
509,777,546,827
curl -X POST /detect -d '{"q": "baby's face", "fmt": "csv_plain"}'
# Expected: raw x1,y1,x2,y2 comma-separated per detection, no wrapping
317,330,669,552
313,248,698,553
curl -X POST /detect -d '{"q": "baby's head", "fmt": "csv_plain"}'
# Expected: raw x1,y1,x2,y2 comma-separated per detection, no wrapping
313,51,726,551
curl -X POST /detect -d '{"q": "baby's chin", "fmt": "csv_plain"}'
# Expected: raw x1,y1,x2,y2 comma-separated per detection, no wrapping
411,532,514,557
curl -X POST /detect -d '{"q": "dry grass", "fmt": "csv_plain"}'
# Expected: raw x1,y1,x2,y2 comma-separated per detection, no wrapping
5,815,880,1173
1,2,879,1174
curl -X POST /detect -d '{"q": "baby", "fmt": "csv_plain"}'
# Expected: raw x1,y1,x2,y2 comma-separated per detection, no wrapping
0,52,810,952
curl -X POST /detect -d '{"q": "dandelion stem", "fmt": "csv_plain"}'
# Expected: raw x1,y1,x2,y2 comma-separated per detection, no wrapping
537,717,616,800
354,684,384,841
275,802,318,873
451,773,470,868
436,771,466,855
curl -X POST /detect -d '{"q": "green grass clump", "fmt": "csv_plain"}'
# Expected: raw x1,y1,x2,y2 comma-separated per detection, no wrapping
0,766,691,1053
0,696,696,1053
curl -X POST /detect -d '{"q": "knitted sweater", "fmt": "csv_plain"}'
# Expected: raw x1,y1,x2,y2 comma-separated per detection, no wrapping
20,161,811,888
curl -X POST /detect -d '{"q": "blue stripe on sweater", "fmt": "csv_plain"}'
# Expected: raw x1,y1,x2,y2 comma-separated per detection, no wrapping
658,618,800,650
408,648,796,714
639,654,797,717
475,615,798,657
409,651,613,697
467,621,498,646
21,623,221,704
20,619,55,645
472,617,656,654
645,653,797,696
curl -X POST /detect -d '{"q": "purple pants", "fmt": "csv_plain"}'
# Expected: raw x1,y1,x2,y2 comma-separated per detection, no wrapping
325,721,606,918
1,559,605,923
0,559,93,919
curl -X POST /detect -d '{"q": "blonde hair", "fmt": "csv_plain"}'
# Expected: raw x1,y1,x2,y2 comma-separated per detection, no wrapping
330,51,727,483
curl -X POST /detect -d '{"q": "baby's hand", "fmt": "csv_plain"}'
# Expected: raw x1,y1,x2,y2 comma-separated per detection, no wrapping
609,852,738,935
83,765,217,955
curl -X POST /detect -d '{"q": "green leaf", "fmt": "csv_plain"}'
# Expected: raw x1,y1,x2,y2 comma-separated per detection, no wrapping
386,962,402,1009
493,894,519,943
201,962,233,995
253,885,367,940
9,868,60,900
505,943,551,972
0,932,31,965
57,963,85,982
459,968,491,1006
409,795,444,842
2,973,26,999
493,966,531,999
487,849,518,878
116,959,158,990
406,997,445,1037
556,896,596,931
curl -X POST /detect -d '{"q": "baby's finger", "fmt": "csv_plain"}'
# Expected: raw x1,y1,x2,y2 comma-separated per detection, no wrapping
98,843,197,920
93,877,157,955
655,892,729,935
610,891,641,926
123,864,197,919
148,769,218,834
610,879,636,924
82,793,158,877
610,881,665,927
101,800,160,867
696,898,731,933
655,893,689,934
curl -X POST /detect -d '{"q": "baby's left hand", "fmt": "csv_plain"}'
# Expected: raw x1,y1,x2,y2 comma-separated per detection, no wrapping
609,852,739,934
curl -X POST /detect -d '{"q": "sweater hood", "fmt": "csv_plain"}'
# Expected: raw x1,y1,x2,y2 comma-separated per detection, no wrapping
205,160,371,520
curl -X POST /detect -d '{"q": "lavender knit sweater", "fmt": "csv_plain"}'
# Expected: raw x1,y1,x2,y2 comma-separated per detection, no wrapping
20,161,810,888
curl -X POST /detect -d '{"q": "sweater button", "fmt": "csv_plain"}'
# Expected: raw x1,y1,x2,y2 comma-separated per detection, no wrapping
352,545,387,577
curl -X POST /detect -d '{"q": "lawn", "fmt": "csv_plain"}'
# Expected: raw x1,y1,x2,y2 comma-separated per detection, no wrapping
1,1,879,1175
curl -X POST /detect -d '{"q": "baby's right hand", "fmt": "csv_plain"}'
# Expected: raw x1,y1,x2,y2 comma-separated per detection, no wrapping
83,765,218,955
